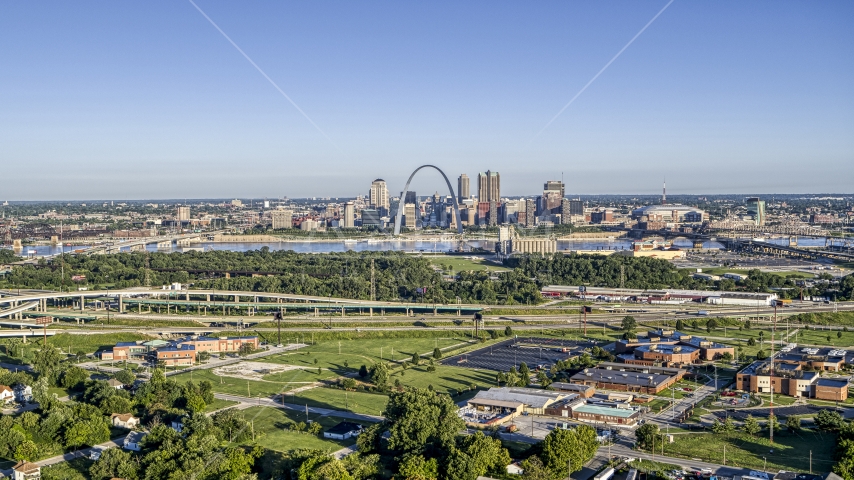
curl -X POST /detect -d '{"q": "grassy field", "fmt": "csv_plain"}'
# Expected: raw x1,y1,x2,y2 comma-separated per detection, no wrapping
257,337,468,371
290,387,389,416
390,364,497,394
205,398,239,412
172,368,332,398
236,406,361,453
664,431,837,472
645,399,672,413
428,255,509,273
48,332,155,354
754,394,800,406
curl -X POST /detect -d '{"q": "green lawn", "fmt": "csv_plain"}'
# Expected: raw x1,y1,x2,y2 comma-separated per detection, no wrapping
172,368,329,398
428,255,509,273
290,387,389,416
47,332,155,354
645,399,672,413
664,431,837,472
754,394,800,406
262,368,340,383
205,398,239,412
390,365,498,394
257,337,467,371
237,406,363,453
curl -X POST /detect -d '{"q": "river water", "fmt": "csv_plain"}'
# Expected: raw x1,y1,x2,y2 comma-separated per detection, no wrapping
12,236,831,257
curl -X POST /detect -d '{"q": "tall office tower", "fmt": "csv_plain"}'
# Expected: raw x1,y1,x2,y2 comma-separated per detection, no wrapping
542,181,565,213
176,206,190,221
369,179,389,214
405,191,417,205
544,181,565,197
404,203,417,229
271,209,293,229
560,199,571,224
343,202,355,228
457,174,470,202
488,201,499,226
746,197,766,226
477,171,500,203
524,198,537,227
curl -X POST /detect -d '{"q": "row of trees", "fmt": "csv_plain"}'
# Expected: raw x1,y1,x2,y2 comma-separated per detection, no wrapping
3,248,852,302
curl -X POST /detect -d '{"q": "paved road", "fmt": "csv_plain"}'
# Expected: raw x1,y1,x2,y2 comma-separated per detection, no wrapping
35,436,123,468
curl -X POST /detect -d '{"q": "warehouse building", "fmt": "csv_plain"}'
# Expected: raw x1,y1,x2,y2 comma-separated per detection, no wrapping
468,387,567,415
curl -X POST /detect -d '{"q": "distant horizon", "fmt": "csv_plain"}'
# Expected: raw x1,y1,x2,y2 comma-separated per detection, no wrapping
3,192,853,204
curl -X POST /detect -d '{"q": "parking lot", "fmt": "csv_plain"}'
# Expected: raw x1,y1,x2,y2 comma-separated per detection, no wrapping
440,337,596,372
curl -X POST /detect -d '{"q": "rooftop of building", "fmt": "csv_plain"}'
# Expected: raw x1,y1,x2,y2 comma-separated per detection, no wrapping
594,362,686,376
570,368,674,387
550,382,594,393
326,421,363,435
473,387,566,409
157,345,196,352
815,378,850,388
635,344,698,355
572,403,639,418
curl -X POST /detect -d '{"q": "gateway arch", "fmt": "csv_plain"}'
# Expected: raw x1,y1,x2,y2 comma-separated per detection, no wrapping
393,165,463,235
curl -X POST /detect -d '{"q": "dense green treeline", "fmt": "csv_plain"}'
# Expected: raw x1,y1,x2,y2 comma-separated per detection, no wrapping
2,248,851,302
0,249,544,305
507,253,702,289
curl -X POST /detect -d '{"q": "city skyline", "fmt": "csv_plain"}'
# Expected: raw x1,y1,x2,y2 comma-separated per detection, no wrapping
1,1,852,200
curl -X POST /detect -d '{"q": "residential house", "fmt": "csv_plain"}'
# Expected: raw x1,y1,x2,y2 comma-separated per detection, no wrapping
12,460,41,480
0,384,14,404
111,413,140,429
107,379,125,390
123,431,147,451
13,384,33,403
323,422,363,440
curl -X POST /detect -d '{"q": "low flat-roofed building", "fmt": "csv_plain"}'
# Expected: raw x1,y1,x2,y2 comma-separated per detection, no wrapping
569,363,685,395
631,344,699,367
813,378,849,401
550,382,595,398
470,387,566,415
570,403,641,425
154,345,196,366
543,395,584,418
177,336,259,354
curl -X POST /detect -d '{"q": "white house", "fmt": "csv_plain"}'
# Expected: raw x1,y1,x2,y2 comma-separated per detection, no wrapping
0,384,14,404
123,431,147,451
323,421,363,440
107,378,125,390
12,460,41,480
13,384,32,403
111,413,140,429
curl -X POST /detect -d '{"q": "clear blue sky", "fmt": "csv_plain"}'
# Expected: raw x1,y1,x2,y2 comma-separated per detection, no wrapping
1,1,852,200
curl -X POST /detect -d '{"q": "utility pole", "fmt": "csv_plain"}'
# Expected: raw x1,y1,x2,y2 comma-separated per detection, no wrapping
770,301,779,445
